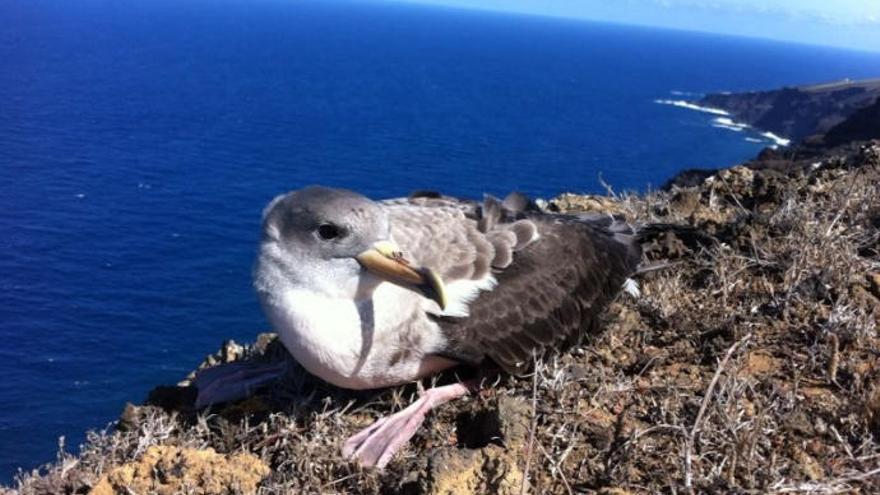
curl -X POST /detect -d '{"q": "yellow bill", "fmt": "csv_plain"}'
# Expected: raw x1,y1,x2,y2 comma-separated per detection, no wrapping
355,241,447,310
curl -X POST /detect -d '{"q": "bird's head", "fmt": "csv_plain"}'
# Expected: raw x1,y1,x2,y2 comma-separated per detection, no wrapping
254,186,446,308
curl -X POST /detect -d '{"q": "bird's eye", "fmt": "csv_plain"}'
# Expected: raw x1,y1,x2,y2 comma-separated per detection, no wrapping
317,224,341,240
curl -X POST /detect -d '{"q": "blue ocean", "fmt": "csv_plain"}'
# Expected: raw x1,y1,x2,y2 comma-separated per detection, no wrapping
3,0,880,481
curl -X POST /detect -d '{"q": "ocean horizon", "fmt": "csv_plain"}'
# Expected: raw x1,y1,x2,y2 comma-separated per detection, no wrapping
3,0,880,481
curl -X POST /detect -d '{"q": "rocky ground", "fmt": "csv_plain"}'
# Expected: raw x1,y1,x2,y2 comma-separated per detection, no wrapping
6,141,880,494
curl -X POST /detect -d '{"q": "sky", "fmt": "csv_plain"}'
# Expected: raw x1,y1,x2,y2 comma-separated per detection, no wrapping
384,0,880,53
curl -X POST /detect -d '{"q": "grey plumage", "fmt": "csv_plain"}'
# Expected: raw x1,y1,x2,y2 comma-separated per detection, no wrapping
247,186,643,468
196,187,641,468
381,191,642,374
254,185,642,388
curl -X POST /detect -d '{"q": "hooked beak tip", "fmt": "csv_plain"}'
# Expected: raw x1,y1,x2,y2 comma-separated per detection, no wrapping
355,243,447,310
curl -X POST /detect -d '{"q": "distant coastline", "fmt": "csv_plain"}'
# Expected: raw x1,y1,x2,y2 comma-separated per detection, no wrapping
655,98,793,147
697,78,880,143
662,77,880,189
656,77,880,150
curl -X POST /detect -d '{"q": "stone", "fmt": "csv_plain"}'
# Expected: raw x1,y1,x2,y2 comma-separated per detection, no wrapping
89,445,269,495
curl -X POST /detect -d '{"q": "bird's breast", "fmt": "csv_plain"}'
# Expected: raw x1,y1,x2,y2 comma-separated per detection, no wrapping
263,289,363,386
260,285,450,390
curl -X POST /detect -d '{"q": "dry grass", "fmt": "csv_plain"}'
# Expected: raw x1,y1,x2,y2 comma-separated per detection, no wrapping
7,142,880,494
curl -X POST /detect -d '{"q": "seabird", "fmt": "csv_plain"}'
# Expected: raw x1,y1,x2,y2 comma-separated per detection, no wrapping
195,186,642,468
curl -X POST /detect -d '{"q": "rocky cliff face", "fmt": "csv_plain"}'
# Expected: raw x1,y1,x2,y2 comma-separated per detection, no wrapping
819,97,880,148
698,79,880,142
8,139,880,494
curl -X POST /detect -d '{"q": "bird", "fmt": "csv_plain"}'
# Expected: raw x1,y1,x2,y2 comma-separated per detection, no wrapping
194,185,642,469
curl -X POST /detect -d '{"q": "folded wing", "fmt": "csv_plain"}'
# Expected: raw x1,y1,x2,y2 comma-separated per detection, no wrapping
381,193,641,374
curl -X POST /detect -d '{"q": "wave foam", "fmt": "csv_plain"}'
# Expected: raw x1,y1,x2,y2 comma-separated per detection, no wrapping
656,97,791,147
713,124,744,132
712,117,750,132
714,117,747,128
761,131,791,147
654,99,730,116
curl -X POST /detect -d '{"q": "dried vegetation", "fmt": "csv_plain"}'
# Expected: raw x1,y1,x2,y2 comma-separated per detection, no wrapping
7,142,880,494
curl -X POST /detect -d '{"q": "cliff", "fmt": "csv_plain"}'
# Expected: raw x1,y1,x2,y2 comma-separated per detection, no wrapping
818,97,880,148
7,137,880,494
698,78,880,142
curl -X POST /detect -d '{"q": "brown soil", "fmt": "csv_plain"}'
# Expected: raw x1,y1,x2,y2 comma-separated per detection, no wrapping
8,142,880,494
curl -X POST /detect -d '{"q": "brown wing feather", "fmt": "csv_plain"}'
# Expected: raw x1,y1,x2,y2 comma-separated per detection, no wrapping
435,215,641,374
382,196,536,285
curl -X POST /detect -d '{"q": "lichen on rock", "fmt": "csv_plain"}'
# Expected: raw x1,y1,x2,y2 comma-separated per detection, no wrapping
88,446,269,495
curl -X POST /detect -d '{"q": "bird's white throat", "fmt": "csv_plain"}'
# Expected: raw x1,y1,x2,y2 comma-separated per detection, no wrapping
260,281,450,390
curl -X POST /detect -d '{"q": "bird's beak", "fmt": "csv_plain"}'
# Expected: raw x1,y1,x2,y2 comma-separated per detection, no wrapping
355,241,447,310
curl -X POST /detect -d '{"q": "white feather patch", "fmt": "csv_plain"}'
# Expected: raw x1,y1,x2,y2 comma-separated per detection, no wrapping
623,278,641,298
439,275,497,317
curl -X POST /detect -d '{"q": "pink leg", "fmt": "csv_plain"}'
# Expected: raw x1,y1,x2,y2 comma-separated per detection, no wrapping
342,382,474,469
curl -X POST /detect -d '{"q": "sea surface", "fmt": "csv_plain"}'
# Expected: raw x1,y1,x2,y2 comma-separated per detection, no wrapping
3,0,880,481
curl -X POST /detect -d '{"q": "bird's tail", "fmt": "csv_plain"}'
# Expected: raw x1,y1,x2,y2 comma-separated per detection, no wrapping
635,222,716,252
573,214,716,279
